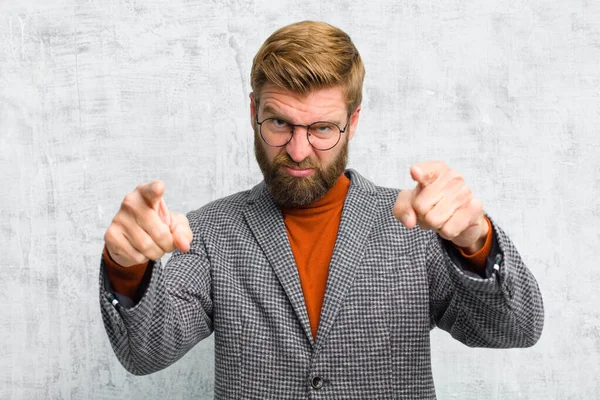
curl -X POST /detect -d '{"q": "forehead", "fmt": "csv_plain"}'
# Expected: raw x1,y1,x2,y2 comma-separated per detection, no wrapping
258,85,346,122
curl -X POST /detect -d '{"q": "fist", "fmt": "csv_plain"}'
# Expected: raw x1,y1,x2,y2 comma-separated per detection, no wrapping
393,161,488,253
104,181,193,267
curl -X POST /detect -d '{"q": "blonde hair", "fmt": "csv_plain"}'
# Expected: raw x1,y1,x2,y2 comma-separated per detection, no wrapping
251,21,365,114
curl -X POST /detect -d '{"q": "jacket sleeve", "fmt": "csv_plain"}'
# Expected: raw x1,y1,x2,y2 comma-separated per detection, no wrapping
427,215,544,348
98,219,213,376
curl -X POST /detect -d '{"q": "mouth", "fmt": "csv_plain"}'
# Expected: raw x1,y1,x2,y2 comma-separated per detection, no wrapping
282,165,315,178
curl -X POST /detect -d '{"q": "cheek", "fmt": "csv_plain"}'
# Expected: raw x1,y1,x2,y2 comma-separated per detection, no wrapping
315,146,342,168
260,141,285,164
255,130,278,163
268,145,285,161
315,152,332,167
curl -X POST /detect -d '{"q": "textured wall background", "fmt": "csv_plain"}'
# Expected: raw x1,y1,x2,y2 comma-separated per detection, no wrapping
1,0,599,399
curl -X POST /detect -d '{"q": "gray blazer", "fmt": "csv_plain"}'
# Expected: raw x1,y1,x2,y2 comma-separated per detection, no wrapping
99,169,544,399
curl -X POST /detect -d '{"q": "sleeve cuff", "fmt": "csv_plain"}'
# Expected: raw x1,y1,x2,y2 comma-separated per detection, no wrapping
103,245,149,299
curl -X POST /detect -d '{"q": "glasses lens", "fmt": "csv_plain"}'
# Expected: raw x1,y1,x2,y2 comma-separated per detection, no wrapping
308,122,341,150
260,118,293,146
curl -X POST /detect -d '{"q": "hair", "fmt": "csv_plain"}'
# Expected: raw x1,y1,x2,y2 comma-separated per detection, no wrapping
251,21,365,115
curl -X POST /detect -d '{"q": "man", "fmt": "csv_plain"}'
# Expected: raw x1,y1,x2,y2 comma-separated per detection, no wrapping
100,21,544,399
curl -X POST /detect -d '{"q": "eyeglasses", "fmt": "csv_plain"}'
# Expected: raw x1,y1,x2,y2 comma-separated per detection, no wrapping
255,104,349,151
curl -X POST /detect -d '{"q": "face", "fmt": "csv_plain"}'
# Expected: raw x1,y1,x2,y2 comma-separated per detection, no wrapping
250,85,361,208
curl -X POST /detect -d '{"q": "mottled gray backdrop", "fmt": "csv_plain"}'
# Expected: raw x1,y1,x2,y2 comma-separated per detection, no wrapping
1,0,599,399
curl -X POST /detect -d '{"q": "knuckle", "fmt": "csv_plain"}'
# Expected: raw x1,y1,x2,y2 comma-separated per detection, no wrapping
424,214,443,231
460,184,472,197
165,242,177,254
457,184,472,203
148,224,168,242
132,252,148,265
422,213,434,226
440,226,458,240
136,236,155,254
106,226,126,249
148,250,164,261
471,198,483,215
104,227,115,245
412,200,427,217
111,212,126,227
121,193,137,211
448,169,463,183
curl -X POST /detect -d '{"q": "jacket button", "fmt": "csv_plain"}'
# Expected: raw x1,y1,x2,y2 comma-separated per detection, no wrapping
311,376,324,389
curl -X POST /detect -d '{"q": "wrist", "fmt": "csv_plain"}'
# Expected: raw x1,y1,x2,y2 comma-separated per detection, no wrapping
461,216,490,255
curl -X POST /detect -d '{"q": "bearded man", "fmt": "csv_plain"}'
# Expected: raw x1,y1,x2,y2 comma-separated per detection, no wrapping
100,21,544,399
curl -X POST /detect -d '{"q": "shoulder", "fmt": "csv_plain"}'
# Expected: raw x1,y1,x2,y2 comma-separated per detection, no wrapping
345,169,402,204
186,182,265,231
346,168,435,245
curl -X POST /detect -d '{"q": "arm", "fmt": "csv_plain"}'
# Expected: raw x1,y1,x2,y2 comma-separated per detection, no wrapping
427,216,544,348
100,181,210,375
99,214,213,375
392,161,543,347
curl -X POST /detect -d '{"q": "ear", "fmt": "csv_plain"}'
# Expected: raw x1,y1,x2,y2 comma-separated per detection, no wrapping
249,92,257,127
347,104,361,141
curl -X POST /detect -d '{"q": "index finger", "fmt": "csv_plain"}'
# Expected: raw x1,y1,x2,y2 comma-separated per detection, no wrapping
139,180,166,208
410,161,447,187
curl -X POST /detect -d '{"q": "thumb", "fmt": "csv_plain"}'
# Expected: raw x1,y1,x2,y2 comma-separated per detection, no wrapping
169,213,193,253
171,223,192,253
393,189,418,229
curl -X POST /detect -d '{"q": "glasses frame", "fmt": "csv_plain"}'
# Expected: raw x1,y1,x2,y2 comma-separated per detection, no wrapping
254,102,349,151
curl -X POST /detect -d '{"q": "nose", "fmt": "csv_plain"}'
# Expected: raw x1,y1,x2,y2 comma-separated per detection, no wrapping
285,126,314,163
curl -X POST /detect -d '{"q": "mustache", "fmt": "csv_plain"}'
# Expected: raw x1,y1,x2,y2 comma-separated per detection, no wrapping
273,153,319,169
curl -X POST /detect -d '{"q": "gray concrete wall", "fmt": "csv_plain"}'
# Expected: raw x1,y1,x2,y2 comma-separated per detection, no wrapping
1,0,598,398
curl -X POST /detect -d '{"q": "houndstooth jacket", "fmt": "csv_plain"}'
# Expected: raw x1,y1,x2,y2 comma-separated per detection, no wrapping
99,169,544,399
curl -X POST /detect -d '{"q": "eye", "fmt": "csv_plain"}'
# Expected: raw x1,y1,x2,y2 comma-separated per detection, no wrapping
310,122,336,135
272,119,287,127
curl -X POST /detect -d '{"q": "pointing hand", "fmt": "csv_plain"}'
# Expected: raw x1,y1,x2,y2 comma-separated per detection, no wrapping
104,181,193,267
393,161,488,253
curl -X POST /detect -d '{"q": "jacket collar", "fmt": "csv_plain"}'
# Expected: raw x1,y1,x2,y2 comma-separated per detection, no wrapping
243,169,379,348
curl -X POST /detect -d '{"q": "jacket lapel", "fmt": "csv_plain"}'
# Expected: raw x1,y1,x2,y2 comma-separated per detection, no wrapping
315,170,379,348
243,183,315,345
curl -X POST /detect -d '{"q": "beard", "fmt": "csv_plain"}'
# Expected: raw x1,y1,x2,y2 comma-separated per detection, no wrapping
254,130,348,208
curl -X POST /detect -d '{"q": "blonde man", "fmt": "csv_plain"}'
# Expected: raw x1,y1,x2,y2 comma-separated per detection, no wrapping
100,21,543,399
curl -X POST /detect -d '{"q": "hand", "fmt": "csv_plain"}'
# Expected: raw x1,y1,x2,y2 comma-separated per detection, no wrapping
104,181,193,267
393,161,489,254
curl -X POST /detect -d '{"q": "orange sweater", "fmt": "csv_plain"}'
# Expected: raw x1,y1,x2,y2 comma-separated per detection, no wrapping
280,174,351,339
104,175,493,339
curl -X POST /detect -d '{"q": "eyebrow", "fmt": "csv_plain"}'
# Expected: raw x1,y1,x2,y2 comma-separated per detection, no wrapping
260,103,344,126
261,104,287,119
